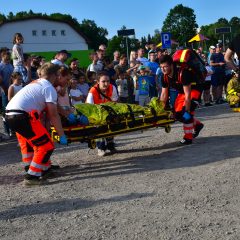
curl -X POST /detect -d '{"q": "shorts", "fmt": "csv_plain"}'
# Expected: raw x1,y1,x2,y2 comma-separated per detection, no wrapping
211,73,225,87
203,81,211,91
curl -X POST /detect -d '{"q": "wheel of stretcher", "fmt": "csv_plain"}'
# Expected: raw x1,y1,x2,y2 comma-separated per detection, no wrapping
165,125,171,133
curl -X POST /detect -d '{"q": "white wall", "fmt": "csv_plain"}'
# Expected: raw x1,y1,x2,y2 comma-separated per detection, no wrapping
0,19,88,52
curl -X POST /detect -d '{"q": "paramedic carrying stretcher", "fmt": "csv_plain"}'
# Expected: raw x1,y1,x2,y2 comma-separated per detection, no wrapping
159,54,204,145
5,63,68,186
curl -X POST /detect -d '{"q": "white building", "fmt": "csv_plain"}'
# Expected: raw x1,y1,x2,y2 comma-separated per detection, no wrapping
0,17,89,52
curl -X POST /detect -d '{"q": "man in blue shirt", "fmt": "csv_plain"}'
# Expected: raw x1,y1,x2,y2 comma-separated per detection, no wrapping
145,50,159,97
210,43,225,104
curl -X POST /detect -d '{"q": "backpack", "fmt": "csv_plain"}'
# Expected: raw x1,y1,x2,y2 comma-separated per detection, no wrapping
172,49,207,84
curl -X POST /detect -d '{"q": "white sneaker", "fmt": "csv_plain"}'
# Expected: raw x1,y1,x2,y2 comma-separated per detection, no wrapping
98,149,106,157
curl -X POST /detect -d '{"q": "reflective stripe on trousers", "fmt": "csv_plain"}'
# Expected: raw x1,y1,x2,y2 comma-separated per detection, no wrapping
183,122,193,140
16,111,54,177
17,136,34,165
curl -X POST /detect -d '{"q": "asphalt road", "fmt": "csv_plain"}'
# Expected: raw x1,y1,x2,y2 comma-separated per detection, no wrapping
0,103,240,240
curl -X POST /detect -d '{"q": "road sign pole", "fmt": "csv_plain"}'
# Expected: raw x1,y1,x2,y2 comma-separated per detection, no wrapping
125,37,129,65
222,33,225,51
117,29,135,66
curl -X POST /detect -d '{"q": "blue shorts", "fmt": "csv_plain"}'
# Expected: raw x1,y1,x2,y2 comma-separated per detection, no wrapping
211,73,224,87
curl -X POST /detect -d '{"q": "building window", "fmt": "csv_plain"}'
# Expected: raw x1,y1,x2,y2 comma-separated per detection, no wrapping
52,30,56,36
42,30,47,36
61,30,66,36
32,30,37,36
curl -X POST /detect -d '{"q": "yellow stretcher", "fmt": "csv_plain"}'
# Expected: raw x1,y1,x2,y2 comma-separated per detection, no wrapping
50,111,174,149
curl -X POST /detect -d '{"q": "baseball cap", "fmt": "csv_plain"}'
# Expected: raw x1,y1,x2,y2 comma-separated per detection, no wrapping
58,50,72,58
138,65,146,71
209,46,216,50
148,50,156,55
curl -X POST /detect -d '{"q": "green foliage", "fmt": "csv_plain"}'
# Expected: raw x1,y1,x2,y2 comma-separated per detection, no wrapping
200,17,240,48
0,13,6,22
106,35,140,59
161,4,198,46
78,19,108,50
140,36,147,48
106,36,123,57
1,8,240,54
0,10,108,51
217,18,229,25
152,29,161,45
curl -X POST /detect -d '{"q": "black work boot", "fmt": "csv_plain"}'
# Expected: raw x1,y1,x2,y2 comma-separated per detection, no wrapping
193,123,204,138
23,174,42,186
180,138,192,145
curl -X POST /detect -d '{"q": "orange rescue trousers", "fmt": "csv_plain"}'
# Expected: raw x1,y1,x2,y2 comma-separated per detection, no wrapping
6,110,54,177
174,89,202,140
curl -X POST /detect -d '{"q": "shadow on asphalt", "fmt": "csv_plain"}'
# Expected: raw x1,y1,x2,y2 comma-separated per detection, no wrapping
1,134,240,186
0,192,154,220
46,134,240,185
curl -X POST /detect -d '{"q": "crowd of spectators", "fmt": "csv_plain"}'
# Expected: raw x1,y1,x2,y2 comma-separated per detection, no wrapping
0,33,239,140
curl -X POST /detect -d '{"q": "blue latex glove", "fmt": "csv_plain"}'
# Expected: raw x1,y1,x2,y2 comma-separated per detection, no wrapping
67,113,77,124
59,135,68,145
78,114,89,125
182,111,192,121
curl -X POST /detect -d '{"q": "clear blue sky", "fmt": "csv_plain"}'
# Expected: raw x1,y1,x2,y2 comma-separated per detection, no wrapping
1,0,239,39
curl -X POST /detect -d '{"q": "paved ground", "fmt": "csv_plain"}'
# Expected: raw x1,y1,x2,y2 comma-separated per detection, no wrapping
0,103,240,240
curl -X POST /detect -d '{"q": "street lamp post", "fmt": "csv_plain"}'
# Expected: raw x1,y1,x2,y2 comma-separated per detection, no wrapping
117,29,135,65
125,36,129,64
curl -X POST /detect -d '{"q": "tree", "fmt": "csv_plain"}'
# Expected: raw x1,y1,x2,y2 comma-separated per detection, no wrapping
217,18,229,25
161,4,198,46
229,17,240,36
15,11,30,19
106,36,124,57
140,36,147,48
7,12,14,20
79,19,108,50
147,34,152,43
0,13,6,23
200,17,240,47
0,11,108,51
152,29,161,45
229,17,240,26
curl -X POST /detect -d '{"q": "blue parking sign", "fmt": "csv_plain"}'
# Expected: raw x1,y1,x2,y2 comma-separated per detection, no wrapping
161,32,171,49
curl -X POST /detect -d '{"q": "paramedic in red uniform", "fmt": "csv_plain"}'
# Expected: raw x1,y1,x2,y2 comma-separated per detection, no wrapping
5,62,68,186
159,54,204,144
86,71,118,156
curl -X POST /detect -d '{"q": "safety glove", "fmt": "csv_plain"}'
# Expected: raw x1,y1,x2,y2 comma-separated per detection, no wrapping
182,111,192,123
77,114,89,125
67,113,77,124
59,135,68,145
